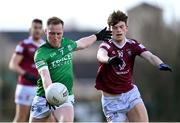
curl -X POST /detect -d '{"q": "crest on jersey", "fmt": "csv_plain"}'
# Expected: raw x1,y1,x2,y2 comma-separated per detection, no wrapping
68,45,73,51
126,49,132,56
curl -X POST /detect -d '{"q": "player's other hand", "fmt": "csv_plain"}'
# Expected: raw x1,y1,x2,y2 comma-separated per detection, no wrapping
159,63,172,72
95,27,112,41
46,100,56,110
108,56,123,67
23,72,38,84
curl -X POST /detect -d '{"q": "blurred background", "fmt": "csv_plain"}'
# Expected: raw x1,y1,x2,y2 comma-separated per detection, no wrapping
0,0,180,122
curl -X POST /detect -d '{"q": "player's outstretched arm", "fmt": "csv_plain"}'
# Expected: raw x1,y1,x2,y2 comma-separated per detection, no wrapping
97,48,109,63
97,48,123,66
140,51,172,72
39,68,56,109
76,27,112,50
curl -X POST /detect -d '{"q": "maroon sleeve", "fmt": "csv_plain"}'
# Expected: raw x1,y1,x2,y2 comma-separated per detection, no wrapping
131,39,147,56
15,41,26,55
99,41,111,52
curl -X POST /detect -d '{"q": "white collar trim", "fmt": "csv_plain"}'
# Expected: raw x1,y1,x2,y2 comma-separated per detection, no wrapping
29,36,44,47
112,38,128,49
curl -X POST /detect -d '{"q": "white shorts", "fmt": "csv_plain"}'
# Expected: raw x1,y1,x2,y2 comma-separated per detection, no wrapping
30,95,74,119
15,84,36,106
101,85,144,122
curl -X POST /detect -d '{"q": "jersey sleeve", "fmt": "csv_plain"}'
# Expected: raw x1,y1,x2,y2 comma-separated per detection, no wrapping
99,41,111,51
132,40,147,55
15,41,25,55
34,49,48,72
67,39,77,52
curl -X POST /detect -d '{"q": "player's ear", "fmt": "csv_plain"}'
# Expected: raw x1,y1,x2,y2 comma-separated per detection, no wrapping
108,25,111,31
125,24,128,32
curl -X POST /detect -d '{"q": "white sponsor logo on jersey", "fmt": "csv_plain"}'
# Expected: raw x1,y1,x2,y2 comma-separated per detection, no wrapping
49,53,72,69
116,69,129,75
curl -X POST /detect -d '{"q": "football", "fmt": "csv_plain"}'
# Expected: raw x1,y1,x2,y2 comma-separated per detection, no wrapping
45,83,68,106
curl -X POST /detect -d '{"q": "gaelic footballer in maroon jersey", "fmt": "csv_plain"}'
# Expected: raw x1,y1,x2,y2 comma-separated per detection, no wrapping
95,38,147,94
9,19,44,122
15,37,44,86
95,10,172,122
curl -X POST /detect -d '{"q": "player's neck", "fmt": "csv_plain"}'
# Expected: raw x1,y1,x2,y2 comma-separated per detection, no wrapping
49,42,61,48
114,38,126,47
32,37,41,43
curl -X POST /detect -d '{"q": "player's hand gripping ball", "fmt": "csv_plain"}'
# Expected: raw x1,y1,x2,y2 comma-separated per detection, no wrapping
45,83,68,106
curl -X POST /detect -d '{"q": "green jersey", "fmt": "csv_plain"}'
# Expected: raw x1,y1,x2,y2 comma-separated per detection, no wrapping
34,37,77,96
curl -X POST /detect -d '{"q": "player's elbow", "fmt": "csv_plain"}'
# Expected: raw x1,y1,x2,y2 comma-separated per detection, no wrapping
97,54,101,62
76,37,95,50
9,64,14,71
9,61,16,71
81,43,89,49
77,42,90,50
9,61,13,70
97,54,106,63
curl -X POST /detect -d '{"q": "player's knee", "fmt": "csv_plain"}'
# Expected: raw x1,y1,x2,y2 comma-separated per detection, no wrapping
65,115,73,122
138,112,149,122
57,115,73,122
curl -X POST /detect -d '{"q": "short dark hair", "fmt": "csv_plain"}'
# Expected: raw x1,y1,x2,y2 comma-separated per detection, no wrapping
108,10,128,27
47,17,64,26
32,18,43,25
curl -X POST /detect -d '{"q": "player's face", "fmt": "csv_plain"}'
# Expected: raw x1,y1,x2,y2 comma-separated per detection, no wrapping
46,24,63,48
30,22,43,40
111,21,128,42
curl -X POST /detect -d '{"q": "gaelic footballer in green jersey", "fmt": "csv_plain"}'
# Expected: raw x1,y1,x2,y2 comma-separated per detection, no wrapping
29,17,112,122
34,38,77,96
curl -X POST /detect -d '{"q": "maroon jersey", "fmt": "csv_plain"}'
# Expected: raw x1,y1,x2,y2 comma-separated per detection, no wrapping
15,37,44,86
95,38,147,94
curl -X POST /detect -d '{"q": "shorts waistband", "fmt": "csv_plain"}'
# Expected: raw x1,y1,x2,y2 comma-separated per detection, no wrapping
39,95,74,98
102,85,137,99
